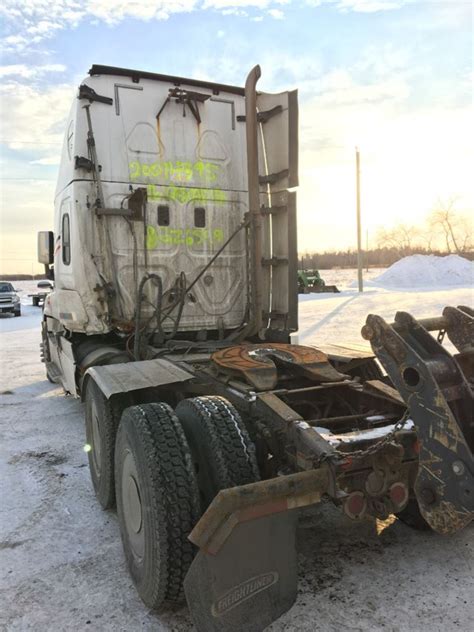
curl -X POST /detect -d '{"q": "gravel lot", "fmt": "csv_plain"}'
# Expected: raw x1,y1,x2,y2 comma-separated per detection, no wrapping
1,286,473,632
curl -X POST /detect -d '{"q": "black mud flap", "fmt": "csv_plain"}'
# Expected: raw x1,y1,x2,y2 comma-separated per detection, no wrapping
184,512,298,632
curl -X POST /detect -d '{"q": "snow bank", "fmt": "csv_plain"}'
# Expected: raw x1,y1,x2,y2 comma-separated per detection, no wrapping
369,254,473,289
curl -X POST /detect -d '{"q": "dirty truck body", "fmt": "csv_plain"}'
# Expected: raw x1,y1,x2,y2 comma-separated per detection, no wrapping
38,65,473,632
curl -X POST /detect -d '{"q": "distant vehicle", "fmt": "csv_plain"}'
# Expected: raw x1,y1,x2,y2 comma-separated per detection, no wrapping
29,280,54,306
297,269,340,293
0,281,21,317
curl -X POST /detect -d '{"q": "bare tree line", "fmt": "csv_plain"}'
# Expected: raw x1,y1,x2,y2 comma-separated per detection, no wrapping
377,198,472,256
301,198,473,269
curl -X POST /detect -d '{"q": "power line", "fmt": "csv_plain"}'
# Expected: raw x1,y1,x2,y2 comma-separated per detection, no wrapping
0,177,56,181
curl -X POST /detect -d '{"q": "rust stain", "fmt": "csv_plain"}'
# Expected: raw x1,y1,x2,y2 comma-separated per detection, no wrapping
424,500,472,535
155,117,164,158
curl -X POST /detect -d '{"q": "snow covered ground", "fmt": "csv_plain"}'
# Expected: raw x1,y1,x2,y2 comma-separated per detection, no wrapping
1,273,473,631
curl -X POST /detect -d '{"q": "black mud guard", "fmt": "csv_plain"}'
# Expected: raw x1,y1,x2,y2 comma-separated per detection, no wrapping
184,468,329,632
363,311,473,534
184,512,298,632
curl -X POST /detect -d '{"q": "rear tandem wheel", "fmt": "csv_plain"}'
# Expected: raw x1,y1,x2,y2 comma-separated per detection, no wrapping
40,320,57,383
84,379,131,509
114,403,201,610
176,395,260,510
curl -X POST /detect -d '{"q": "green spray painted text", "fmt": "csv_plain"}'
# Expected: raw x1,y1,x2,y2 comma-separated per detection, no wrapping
147,184,227,204
146,225,224,249
129,160,220,183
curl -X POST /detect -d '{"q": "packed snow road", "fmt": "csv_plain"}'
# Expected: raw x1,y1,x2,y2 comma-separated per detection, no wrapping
1,284,473,631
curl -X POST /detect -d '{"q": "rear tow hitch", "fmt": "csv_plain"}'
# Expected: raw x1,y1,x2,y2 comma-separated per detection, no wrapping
363,308,474,534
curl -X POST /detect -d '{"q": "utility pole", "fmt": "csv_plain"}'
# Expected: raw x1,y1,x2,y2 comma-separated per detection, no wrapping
356,147,363,292
366,229,369,272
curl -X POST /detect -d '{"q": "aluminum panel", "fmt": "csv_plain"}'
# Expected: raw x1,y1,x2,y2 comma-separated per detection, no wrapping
86,358,194,399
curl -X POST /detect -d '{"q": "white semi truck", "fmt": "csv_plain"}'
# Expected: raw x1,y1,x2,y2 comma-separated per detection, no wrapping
38,64,473,632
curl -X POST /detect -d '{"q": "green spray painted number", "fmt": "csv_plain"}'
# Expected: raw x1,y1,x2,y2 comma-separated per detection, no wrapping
129,159,227,204
147,184,227,204
146,226,224,249
129,160,220,183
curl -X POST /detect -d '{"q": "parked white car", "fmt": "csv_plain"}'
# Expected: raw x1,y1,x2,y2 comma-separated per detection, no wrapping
0,281,21,317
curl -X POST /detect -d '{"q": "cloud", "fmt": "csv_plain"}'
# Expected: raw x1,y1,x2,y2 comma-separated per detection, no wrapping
203,0,271,8
221,7,249,15
86,0,197,25
0,81,74,156
335,0,408,12
0,64,66,79
0,0,197,52
268,8,284,19
1,1,86,52
0,0,418,55
30,156,62,165
305,0,408,10
315,69,410,106
0,1,295,54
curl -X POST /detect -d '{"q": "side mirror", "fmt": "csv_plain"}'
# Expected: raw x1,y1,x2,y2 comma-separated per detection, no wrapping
38,231,54,265
38,231,55,280
37,280,53,290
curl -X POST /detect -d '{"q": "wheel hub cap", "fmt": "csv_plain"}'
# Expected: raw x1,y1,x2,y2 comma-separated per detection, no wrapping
127,476,142,533
122,451,145,559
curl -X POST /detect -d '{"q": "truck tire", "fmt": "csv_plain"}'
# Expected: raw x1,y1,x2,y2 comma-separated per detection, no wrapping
45,366,56,383
115,403,200,610
40,322,57,383
396,498,431,531
14,307,21,317
176,396,260,510
85,379,129,510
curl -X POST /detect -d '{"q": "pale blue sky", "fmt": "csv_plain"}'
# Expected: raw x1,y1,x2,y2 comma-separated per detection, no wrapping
0,0,472,273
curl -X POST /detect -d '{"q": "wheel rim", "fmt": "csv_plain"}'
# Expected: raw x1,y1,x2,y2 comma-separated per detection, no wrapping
122,450,145,560
90,399,101,476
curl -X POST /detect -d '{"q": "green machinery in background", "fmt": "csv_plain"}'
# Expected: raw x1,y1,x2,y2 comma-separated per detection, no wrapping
297,269,340,294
